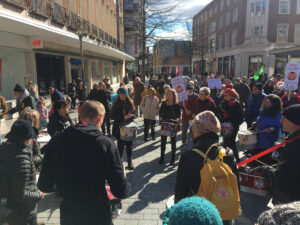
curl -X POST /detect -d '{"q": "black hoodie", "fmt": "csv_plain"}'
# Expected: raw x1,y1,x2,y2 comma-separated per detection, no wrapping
38,123,130,224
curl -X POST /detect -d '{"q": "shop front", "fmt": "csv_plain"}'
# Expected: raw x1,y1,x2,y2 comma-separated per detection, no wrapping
248,55,263,77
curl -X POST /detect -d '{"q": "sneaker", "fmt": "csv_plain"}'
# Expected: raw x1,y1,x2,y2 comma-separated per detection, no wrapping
128,162,135,170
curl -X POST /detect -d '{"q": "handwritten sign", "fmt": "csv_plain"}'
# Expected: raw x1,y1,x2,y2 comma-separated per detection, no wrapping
207,78,223,89
171,76,188,103
284,62,300,91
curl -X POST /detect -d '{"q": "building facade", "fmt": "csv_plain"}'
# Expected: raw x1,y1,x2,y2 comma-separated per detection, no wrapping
192,0,300,78
153,40,191,77
0,0,134,99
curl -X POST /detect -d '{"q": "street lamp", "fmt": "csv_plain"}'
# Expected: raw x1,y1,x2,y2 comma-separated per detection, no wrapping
78,21,86,100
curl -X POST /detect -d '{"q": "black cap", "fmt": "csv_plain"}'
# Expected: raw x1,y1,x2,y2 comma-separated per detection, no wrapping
283,104,300,126
186,84,194,91
254,83,263,91
14,84,25,93
6,120,37,142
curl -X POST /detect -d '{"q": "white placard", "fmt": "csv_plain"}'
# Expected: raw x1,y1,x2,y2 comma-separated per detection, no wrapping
207,78,223,89
284,62,300,91
171,76,188,103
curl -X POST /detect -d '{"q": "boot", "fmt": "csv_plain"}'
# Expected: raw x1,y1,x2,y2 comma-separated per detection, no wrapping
128,160,135,170
158,155,164,165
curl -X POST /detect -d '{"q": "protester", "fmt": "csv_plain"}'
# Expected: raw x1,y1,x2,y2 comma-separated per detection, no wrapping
272,82,285,98
103,76,113,92
163,197,223,225
140,87,160,141
141,85,160,99
0,95,7,144
174,111,238,224
77,81,85,104
250,94,283,163
159,89,181,165
2,120,42,225
28,81,38,101
133,77,145,117
156,76,166,100
18,108,43,171
235,77,251,108
38,101,130,225
111,87,136,170
128,87,134,100
254,104,300,204
180,84,197,150
47,100,73,137
67,80,77,109
242,76,248,84
281,91,300,109
36,97,48,127
248,77,255,91
98,81,112,136
245,83,266,128
217,88,244,162
257,201,300,225
87,83,99,101
264,79,275,95
193,80,200,94
192,87,216,117
49,86,64,104
8,84,36,115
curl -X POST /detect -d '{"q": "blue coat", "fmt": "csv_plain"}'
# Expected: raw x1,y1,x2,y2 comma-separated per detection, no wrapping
245,93,266,127
256,112,282,149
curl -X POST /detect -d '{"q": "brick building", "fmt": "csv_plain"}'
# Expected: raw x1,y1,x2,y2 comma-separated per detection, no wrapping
192,0,300,78
153,40,191,76
0,0,134,99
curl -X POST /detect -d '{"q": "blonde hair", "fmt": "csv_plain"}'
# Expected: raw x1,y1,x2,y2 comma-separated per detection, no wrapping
19,108,40,129
80,100,105,121
162,88,178,105
38,96,45,105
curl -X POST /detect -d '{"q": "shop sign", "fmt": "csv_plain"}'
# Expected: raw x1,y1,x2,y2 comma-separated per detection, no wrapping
32,40,44,49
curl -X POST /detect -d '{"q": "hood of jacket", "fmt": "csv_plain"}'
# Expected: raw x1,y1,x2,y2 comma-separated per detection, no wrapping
68,122,103,138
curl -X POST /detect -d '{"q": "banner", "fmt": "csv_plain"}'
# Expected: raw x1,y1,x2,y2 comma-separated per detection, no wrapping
284,62,300,91
171,76,188,102
207,78,223,89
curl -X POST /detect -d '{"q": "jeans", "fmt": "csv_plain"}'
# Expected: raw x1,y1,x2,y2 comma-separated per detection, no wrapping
181,120,190,146
144,119,156,139
101,113,111,135
117,139,133,164
161,135,177,162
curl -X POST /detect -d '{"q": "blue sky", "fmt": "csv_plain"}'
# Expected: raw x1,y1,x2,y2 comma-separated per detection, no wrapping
153,0,212,40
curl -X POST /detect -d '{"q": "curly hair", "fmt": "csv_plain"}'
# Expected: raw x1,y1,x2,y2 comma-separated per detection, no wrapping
261,94,283,117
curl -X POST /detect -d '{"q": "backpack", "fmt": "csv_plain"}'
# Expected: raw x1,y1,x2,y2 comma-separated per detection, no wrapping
192,144,240,221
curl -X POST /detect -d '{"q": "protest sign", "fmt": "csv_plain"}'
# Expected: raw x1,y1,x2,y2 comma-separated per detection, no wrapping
284,62,300,91
207,78,223,89
171,76,188,102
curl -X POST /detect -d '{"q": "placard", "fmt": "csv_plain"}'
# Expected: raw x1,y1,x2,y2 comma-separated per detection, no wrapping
171,76,188,102
207,78,223,89
284,62,300,91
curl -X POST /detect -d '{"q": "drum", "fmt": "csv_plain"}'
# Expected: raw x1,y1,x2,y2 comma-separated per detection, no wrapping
161,122,177,137
221,122,233,137
239,167,269,197
238,130,258,150
120,122,138,141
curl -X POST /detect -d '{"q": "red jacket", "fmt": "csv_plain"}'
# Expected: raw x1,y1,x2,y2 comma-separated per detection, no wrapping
281,93,300,109
192,97,217,116
180,95,198,121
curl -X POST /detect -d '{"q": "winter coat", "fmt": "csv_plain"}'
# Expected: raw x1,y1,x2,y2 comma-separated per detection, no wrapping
51,89,64,103
155,81,166,98
281,93,300,109
235,83,251,104
141,89,161,100
264,85,274,95
31,127,43,171
0,95,7,119
180,95,198,121
98,89,112,113
47,111,73,137
245,92,266,127
77,88,85,102
159,102,181,122
256,112,282,149
8,91,36,115
38,123,130,225
259,129,300,205
87,89,99,101
174,132,238,203
133,82,145,105
217,100,244,128
192,98,217,116
140,95,160,120
1,142,41,224
111,98,135,140
67,84,77,99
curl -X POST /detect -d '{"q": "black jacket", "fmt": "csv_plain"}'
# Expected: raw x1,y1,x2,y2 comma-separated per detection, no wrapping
1,142,41,222
31,128,42,171
259,129,300,205
235,83,251,103
217,100,244,128
87,89,99,101
38,123,130,224
8,95,36,115
174,133,238,203
98,90,111,113
51,89,64,103
159,102,181,122
47,112,73,137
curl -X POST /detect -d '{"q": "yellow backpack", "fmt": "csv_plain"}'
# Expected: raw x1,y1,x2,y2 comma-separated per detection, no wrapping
192,144,241,221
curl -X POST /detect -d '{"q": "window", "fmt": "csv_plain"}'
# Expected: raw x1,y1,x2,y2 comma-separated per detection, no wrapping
205,11,208,21
279,0,290,14
209,8,213,17
295,24,300,42
255,1,261,15
297,0,300,14
219,35,223,49
225,32,229,48
220,0,224,10
254,27,260,35
210,22,216,33
210,39,216,52
214,4,218,14
225,12,231,26
277,24,289,41
219,16,224,29
250,3,255,16
233,8,238,22
232,29,237,47
261,0,266,15
201,14,203,23
226,0,230,7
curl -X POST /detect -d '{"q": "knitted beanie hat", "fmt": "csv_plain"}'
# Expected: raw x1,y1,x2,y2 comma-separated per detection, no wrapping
117,87,128,96
163,197,223,225
258,201,300,225
192,111,221,134
283,104,300,126
224,88,236,97
14,84,25,93
225,83,233,89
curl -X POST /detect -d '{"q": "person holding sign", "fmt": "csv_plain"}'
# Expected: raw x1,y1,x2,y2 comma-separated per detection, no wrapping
192,87,217,117
159,89,181,165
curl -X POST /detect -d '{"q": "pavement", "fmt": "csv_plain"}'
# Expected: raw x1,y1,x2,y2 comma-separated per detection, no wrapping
34,114,270,225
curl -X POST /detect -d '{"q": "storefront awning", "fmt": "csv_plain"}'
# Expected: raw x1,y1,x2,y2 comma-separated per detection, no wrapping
0,9,135,62
269,46,300,57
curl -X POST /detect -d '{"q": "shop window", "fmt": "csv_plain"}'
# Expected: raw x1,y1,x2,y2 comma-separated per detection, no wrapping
249,56,263,76
279,0,290,14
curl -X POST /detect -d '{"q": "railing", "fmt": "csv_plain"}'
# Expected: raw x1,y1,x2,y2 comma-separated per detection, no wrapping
92,24,98,38
66,11,80,31
30,0,52,18
2,0,30,9
52,2,66,25
105,32,109,42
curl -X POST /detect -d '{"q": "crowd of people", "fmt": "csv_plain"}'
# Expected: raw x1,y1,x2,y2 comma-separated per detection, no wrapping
1,72,300,225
